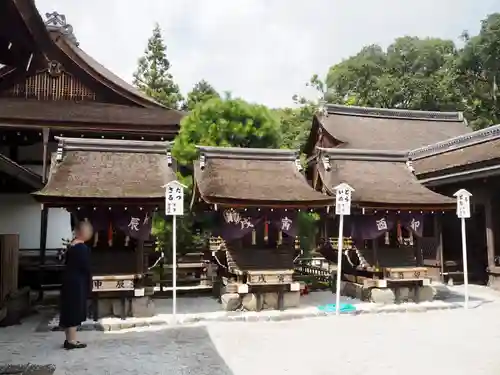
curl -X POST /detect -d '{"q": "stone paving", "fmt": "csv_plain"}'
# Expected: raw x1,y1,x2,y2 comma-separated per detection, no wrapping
1,285,500,374
39,284,496,332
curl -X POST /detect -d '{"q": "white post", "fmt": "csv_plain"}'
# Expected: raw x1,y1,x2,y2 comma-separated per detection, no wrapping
172,215,177,321
335,214,344,316
453,188,472,310
163,180,186,324
333,182,354,316
461,217,469,309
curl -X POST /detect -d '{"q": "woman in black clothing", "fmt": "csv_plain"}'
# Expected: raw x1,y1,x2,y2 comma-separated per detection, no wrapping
59,220,93,350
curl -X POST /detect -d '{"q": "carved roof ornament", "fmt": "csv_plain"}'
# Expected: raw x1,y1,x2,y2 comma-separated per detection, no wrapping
47,60,62,77
44,12,79,46
317,99,328,118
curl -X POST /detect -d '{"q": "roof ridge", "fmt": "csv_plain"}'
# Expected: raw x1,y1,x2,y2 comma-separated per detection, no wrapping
325,104,463,122
196,146,299,161
317,147,408,162
55,137,171,155
409,123,500,160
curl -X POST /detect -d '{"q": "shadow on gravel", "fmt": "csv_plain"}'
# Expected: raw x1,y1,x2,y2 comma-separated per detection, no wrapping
86,326,234,375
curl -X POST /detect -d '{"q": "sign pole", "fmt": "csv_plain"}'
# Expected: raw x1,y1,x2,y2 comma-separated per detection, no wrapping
163,180,186,324
333,182,354,316
460,216,468,309
172,214,177,321
335,213,344,316
453,188,472,310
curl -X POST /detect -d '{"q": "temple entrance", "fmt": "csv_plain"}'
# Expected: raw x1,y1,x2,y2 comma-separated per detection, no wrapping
442,208,488,285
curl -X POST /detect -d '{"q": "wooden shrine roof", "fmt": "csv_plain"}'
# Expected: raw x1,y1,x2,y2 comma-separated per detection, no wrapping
0,99,181,135
0,1,185,125
33,137,176,201
316,147,455,208
193,146,334,208
304,104,470,154
0,152,43,189
411,124,500,182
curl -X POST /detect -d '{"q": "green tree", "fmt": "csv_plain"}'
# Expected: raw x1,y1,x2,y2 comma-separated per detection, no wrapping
183,80,220,111
133,23,183,109
172,96,281,165
324,37,461,111
455,13,500,129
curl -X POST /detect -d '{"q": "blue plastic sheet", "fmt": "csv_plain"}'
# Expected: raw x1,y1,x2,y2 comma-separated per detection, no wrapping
317,303,356,313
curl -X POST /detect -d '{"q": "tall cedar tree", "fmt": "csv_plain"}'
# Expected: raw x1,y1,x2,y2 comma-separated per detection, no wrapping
133,23,183,109
183,80,220,110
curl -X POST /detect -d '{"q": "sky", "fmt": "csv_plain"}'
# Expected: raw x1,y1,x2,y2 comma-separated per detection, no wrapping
36,0,499,108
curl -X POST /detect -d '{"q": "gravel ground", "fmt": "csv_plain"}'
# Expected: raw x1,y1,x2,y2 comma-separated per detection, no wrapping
2,286,500,375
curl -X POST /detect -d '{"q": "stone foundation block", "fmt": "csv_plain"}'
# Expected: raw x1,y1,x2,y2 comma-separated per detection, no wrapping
95,299,113,317
131,297,155,317
411,286,435,302
341,281,365,300
283,291,300,308
262,293,278,309
221,293,241,311
242,293,258,311
396,287,411,302
369,288,396,304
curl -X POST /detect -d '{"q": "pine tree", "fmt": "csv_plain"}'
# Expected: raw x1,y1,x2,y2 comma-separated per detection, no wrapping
133,23,183,109
183,80,220,110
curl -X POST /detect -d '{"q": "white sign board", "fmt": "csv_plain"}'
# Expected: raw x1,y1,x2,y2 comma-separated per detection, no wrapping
92,279,134,292
164,180,186,216
334,183,354,216
453,189,472,219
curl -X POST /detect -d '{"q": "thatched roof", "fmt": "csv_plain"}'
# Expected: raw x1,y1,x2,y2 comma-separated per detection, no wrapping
316,148,455,208
314,104,470,150
193,146,334,207
34,137,175,200
411,124,500,179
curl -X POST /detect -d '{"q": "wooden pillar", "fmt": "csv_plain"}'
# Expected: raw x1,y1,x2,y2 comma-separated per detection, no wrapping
37,129,50,301
415,236,423,267
485,197,495,270
434,214,444,283
8,145,18,163
37,204,49,301
136,239,145,275
373,238,379,269
41,128,50,183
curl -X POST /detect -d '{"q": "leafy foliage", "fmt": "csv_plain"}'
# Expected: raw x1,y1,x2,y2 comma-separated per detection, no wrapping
183,80,220,111
133,23,183,109
141,13,500,257
172,96,282,165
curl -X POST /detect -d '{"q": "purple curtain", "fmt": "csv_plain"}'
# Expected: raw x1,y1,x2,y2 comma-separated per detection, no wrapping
400,213,424,237
270,212,298,237
351,214,396,240
214,209,263,242
113,210,153,240
69,209,153,240
71,209,108,232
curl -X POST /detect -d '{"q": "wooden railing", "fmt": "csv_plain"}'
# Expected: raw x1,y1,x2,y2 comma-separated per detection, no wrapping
294,259,334,284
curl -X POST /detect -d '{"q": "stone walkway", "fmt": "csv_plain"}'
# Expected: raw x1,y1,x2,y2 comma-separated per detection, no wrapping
1,285,500,374
39,284,496,332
